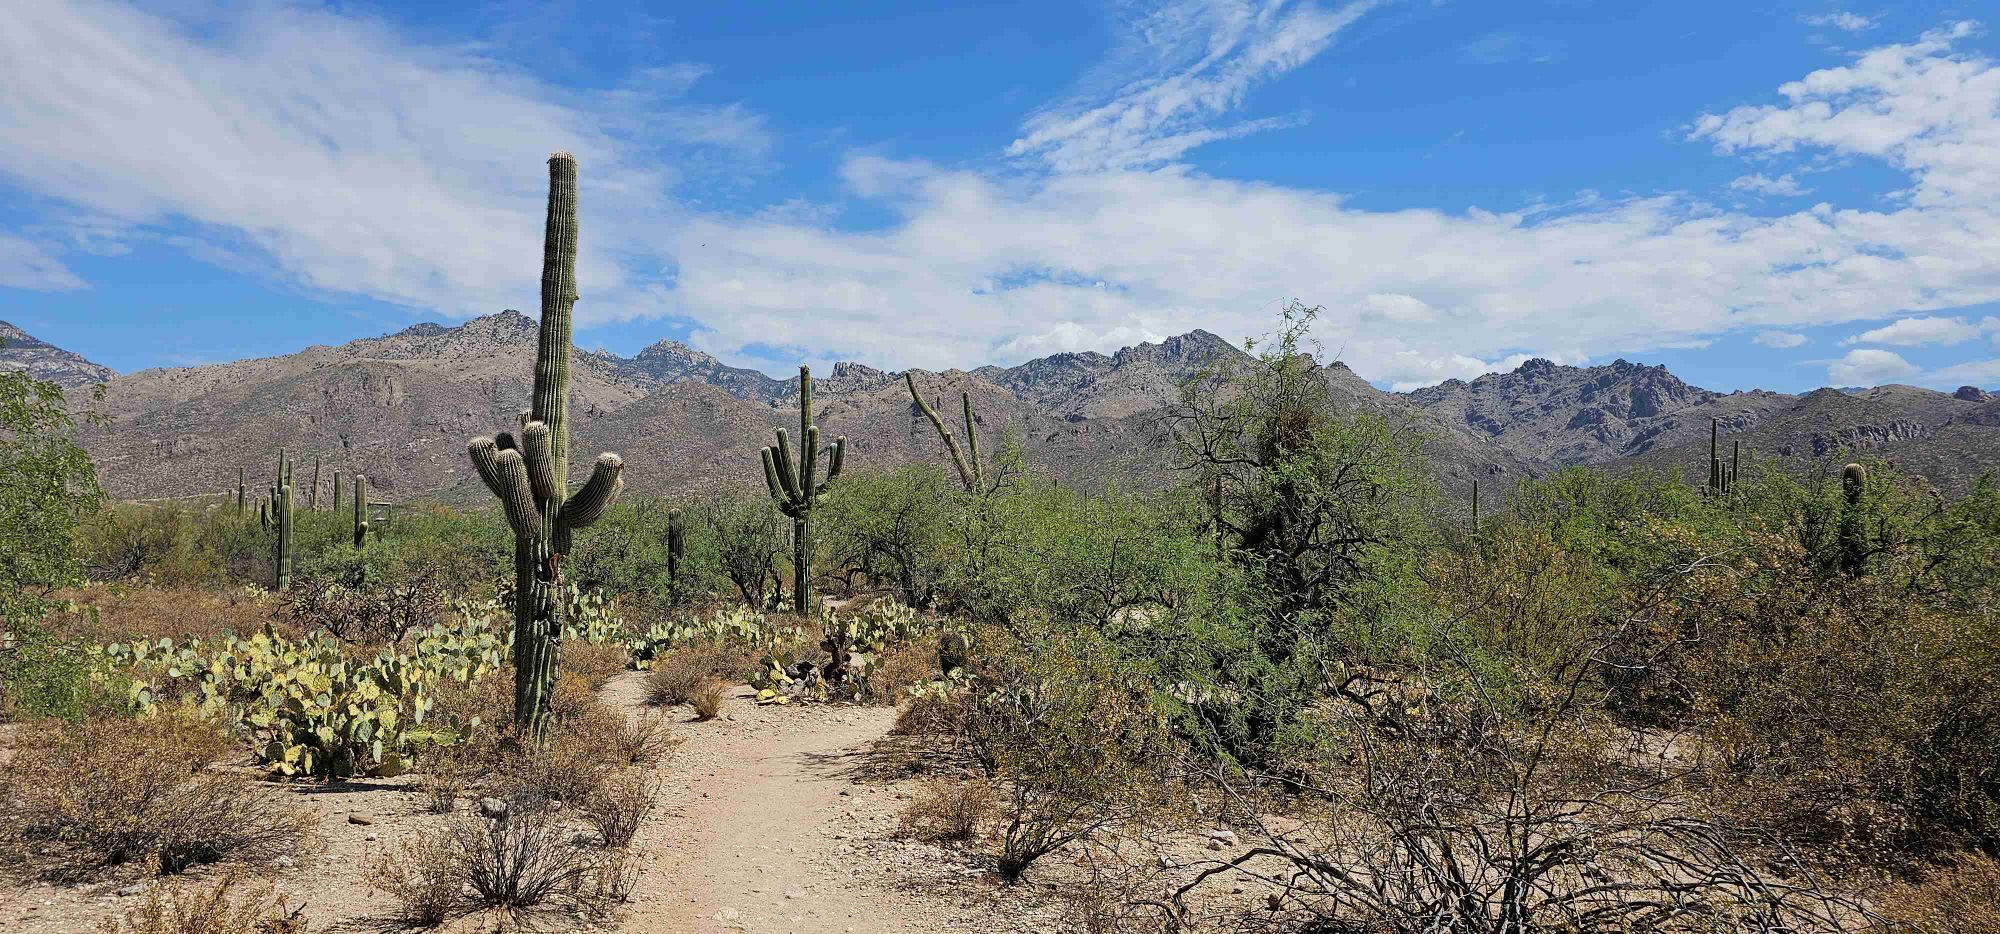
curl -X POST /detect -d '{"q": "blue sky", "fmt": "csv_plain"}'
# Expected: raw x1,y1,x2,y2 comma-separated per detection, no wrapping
3,0,1999,392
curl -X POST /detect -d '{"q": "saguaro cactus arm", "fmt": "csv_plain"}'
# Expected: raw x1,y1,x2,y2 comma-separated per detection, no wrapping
905,373,976,491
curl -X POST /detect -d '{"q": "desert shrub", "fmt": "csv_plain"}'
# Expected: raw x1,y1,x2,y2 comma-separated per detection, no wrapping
701,492,788,609
97,867,307,934
0,619,114,720
371,803,630,924
368,832,462,927
819,465,960,607
644,645,721,706
866,641,936,705
1873,854,2000,934
282,564,447,645
564,639,631,689
963,621,1183,882
609,709,680,766
689,679,727,721
46,585,289,645
455,802,631,918
0,710,311,880
581,772,659,848
0,370,102,625
900,777,996,843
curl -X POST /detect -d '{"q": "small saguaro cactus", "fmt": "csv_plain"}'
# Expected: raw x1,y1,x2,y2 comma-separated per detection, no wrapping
311,456,323,511
274,479,294,591
905,373,982,493
352,474,370,549
467,152,627,736
1839,462,1868,574
237,467,247,514
761,365,845,617
332,471,344,511
667,507,687,606
1707,418,1731,495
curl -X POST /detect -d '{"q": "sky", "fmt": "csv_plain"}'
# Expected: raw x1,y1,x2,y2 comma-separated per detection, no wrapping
2,0,1999,393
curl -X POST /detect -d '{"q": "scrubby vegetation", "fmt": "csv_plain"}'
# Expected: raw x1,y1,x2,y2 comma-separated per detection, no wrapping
4,154,1993,932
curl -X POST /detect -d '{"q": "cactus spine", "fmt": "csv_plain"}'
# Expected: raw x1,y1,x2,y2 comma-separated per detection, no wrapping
761,365,845,616
466,152,626,736
1839,462,1867,574
667,507,687,607
905,373,982,492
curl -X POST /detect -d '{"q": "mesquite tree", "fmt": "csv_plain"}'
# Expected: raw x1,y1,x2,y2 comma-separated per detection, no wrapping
467,152,626,734
761,365,844,616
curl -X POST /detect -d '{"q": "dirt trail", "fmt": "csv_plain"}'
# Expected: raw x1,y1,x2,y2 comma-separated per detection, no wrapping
605,674,936,934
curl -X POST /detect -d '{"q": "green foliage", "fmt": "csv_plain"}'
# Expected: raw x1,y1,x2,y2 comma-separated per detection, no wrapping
0,370,102,624
819,466,959,608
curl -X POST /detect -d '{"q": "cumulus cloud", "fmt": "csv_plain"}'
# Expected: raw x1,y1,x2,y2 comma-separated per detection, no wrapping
1006,0,1375,172
4,3,2000,390
1829,348,1919,384
1755,330,1809,348
0,0,761,322
1841,315,1994,346
1929,357,2000,386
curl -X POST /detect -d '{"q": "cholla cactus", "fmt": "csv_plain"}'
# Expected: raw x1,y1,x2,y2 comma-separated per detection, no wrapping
466,152,626,735
761,365,844,616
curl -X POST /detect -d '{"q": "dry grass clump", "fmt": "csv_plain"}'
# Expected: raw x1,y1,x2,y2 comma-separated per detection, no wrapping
49,586,291,645
899,777,996,842
371,802,632,925
96,868,307,934
689,679,728,721
1873,854,2000,934
644,640,747,706
563,641,631,690
0,710,313,881
608,710,680,766
866,642,936,705
580,772,660,848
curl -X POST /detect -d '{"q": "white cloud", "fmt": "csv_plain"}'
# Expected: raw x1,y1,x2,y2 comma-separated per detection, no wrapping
1829,348,1919,384
1841,315,1993,346
1755,330,1809,348
1803,12,1878,33
1729,173,1811,196
1928,357,2000,386
0,0,763,322
1006,0,1375,172
4,3,2000,390
0,235,86,291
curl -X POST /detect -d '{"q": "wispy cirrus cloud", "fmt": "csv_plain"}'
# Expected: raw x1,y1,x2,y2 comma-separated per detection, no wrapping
1005,0,1375,172
1803,12,1878,33
0,235,85,291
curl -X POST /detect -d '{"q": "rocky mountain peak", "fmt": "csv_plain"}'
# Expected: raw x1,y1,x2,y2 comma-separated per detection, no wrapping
0,320,116,388
1954,385,1991,402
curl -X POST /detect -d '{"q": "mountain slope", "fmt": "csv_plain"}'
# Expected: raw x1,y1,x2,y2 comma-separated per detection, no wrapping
0,321,116,388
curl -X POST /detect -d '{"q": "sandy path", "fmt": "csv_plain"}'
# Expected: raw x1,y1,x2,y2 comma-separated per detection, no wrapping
606,674,932,934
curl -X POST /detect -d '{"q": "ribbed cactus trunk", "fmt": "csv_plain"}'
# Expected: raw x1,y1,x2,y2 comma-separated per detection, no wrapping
667,507,686,607
310,457,322,510
905,374,983,493
352,474,369,548
275,481,293,591
761,366,845,617
467,153,625,738
1839,463,1867,575
332,471,344,511
237,468,247,514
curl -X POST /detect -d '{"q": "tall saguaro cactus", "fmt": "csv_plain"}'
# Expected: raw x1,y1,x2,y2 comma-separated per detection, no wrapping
467,152,626,735
666,507,687,607
274,479,294,592
310,457,323,510
905,373,982,492
352,474,370,549
1839,462,1868,575
761,365,845,616
1707,418,1732,495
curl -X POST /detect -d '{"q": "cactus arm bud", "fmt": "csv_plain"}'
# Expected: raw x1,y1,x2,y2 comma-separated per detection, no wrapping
559,453,624,530
522,421,560,503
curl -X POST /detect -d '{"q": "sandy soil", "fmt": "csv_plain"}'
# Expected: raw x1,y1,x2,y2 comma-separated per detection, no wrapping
0,674,1130,934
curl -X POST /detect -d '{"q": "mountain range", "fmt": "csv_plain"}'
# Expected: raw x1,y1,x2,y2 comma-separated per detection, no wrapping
6,314,1996,505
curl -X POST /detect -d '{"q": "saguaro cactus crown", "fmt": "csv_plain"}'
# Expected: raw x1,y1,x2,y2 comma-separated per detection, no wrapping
466,152,626,734
761,366,845,616
905,373,983,493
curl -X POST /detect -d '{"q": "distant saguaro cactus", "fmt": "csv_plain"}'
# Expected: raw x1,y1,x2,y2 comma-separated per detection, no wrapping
275,479,293,591
761,365,845,616
352,474,369,549
237,467,247,514
1839,462,1868,575
332,471,344,511
905,373,982,492
667,507,687,606
466,152,626,735
310,456,323,511
1707,418,1730,495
